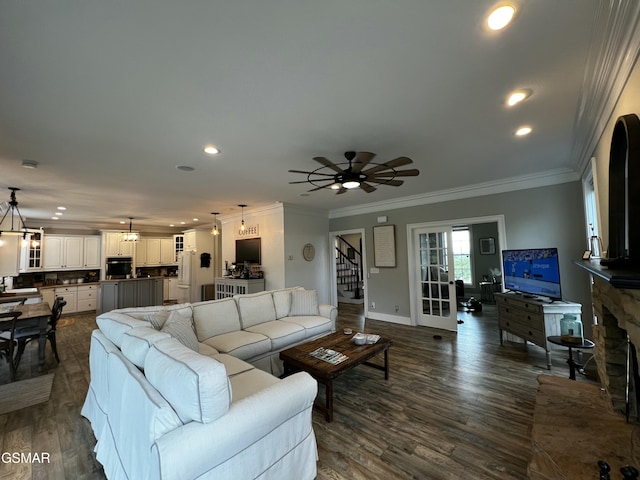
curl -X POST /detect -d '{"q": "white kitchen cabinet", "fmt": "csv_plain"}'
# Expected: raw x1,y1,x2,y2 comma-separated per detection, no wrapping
104,232,135,257
137,237,175,267
163,277,179,301
54,285,78,314
161,238,174,264
43,235,84,270
136,239,148,266
83,237,101,268
173,234,184,262
77,284,97,311
184,230,196,251
19,230,44,272
146,239,162,265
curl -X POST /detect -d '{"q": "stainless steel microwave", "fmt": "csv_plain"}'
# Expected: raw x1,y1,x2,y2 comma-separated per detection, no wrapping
106,257,132,278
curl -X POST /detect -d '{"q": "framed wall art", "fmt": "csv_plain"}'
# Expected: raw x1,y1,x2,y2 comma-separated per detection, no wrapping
479,237,496,255
373,225,396,267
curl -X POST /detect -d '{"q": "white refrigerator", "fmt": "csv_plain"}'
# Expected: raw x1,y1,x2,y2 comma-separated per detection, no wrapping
177,249,215,303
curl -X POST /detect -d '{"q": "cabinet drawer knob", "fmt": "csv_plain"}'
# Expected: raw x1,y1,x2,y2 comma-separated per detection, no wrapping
528,331,533,336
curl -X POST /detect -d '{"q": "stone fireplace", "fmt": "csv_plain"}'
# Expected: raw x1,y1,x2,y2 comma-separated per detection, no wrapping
589,273,640,419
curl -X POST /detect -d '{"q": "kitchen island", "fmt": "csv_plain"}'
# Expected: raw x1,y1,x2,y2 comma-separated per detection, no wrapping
98,277,164,314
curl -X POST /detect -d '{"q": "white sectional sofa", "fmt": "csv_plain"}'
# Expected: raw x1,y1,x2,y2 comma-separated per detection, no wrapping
82,288,336,480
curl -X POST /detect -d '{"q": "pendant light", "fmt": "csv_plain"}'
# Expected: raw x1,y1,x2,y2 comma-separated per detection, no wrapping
238,204,247,232
121,217,139,242
0,187,29,239
211,212,220,236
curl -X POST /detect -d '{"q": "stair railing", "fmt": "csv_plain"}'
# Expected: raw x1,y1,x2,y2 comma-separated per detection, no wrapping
335,236,362,299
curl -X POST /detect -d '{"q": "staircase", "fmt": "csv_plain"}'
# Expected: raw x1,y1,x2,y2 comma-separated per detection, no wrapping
336,236,364,305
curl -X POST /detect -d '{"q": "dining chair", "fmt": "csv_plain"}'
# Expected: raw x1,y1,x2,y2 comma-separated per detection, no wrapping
0,311,22,382
12,296,67,371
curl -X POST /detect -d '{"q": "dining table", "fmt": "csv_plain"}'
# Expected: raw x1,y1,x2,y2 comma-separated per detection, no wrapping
12,302,51,372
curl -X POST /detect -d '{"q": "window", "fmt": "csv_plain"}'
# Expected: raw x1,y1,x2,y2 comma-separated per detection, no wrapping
452,227,473,285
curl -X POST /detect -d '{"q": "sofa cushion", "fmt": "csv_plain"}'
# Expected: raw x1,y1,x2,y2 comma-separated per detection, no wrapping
211,353,255,377
97,312,149,348
160,310,199,352
145,338,230,424
121,326,172,369
235,291,277,329
203,330,271,361
289,289,320,316
245,320,306,350
272,289,292,319
116,303,193,321
192,298,241,341
144,310,170,329
281,315,333,338
229,368,280,403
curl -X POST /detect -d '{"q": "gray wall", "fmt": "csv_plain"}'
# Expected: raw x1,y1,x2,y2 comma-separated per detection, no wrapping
329,181,594,336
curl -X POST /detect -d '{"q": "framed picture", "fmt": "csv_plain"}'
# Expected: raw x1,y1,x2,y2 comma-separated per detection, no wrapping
373,225,396,267
479,237,495,255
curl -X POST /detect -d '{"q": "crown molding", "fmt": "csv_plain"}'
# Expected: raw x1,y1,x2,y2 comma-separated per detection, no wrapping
329,168,580,219
571,0,640,175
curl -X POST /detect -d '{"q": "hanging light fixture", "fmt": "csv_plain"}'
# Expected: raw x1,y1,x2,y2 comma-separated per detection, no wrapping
121,217,139,242
211,212,220,236
238,204,247,232
0,187,29,239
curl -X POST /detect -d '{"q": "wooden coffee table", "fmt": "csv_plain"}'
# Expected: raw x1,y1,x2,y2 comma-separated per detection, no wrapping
280,331,393,422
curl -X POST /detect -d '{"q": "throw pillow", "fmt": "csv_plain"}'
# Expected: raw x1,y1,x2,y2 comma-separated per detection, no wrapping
160,310,199,352
144,310,170,329
289,289,320,316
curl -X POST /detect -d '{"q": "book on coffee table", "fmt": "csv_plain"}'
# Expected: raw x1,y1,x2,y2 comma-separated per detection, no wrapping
309,347,348,365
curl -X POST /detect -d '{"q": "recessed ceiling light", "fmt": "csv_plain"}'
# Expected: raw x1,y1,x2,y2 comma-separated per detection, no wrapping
51,216,59,220
54,212,63,216
120,221,126,224
169,224,175,227
204,145,220,155
22,159,39,169
506,89,532,106
57,206,66,210
193,218,199,221
180,221,186,225
487,5,516,31
176,165,195,172
515,126,532,136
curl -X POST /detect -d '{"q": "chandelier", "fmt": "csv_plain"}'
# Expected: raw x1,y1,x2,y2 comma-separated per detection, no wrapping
121,217,139,242
0,187,29,239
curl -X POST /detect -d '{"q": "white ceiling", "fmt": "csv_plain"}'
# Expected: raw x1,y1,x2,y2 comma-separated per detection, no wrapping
0,1,620,232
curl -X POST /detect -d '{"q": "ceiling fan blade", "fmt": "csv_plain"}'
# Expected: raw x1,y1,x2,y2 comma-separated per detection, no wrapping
374,179,404,186
351,152,376,173
307,185,329,192
369,168,420,177
359,182,377,193
363,156,413,175
289,178,335,185
288,169,335,177
336,187,348,194
313,156,344,173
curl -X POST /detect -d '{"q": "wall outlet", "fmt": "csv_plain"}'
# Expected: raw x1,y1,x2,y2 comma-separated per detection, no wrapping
371,301,376,309
395,305,399,312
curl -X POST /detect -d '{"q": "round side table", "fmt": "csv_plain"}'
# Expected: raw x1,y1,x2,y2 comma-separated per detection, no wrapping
547,336,595,380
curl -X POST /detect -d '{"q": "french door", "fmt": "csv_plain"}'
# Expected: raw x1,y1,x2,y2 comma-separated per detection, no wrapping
414,226,457,332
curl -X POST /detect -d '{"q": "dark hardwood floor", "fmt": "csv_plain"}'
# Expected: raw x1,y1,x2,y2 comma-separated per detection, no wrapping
0,303,598,479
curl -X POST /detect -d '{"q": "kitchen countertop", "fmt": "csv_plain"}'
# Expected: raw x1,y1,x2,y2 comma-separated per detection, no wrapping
100,276,165,283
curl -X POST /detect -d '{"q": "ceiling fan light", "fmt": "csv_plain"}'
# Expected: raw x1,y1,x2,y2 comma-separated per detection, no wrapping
342,180,361,189
330,183,341,190
487,5,516,31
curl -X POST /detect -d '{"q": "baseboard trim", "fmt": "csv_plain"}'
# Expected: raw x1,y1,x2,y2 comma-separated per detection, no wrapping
367,312,412,325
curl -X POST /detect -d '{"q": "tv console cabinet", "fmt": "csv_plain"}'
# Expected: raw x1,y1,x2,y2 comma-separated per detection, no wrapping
495,292,582,369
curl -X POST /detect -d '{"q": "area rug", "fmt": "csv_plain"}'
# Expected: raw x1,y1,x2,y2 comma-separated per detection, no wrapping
528,374,638,479
0,373,55,415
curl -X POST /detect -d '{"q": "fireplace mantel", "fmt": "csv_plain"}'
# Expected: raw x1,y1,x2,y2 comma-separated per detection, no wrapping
575,259,640,289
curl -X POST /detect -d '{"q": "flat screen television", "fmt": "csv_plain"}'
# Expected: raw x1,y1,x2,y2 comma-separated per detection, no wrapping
502,248,562,300
235,238,261,264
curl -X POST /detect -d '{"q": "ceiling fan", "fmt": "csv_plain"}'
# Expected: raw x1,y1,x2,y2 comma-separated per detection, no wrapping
289,151,420,194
